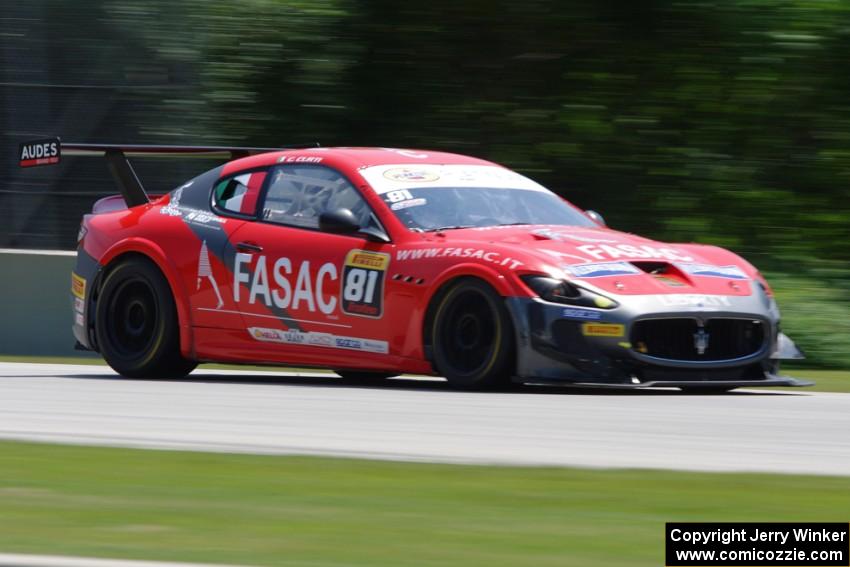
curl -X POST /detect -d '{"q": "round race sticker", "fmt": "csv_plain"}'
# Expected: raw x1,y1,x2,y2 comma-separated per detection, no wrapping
382,168,440,183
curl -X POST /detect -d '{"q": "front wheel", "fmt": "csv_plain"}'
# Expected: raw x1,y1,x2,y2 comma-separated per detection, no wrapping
95,257,196,379
430,279,515,389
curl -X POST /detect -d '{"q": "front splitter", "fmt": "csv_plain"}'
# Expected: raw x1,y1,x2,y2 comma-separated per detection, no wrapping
519,374,813,389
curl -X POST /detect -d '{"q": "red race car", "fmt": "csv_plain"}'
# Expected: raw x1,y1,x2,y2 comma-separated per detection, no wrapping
21,138,808,391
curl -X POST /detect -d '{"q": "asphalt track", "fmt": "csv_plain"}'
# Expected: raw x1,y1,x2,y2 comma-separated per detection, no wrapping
0,362,847,476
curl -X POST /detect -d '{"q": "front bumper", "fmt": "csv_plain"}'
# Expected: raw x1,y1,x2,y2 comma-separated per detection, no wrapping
505,293,811,388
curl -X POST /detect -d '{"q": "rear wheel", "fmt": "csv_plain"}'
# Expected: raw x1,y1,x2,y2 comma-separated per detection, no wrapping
95,257,196,379
430,279,514,389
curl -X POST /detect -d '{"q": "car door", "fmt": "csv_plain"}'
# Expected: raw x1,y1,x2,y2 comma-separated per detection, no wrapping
228,163,396,368
187,169,267,331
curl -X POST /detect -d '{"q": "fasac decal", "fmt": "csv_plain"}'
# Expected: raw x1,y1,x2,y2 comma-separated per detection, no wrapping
235,254,338,315
577,244,694,262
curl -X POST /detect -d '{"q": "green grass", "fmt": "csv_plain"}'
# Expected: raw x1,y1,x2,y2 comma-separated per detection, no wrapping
0,441,847,566
777,368,850,393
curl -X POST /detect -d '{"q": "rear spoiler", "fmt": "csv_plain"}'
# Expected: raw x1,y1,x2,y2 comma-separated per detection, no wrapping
18,136,306,207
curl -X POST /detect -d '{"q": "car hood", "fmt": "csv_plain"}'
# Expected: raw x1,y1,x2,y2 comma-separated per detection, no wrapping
436,224,756,296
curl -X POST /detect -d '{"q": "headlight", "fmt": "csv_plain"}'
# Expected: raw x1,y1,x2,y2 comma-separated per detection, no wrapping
521,275,619,309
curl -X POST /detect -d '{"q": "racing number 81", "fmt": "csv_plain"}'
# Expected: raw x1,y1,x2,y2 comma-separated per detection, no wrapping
344,269,379,303
342,250,390,318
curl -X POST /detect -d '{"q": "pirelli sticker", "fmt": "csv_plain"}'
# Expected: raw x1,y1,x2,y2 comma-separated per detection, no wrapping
582,323,624,337
342,249,389,318
71,272,86,299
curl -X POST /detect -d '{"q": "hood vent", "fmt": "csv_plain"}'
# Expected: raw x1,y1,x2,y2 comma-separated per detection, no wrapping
631,261,692,287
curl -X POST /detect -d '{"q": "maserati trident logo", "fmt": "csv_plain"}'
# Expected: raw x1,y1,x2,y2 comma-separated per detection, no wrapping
693,324,710,355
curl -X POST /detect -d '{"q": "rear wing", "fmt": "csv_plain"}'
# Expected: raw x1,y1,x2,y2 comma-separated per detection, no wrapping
18,136,303,207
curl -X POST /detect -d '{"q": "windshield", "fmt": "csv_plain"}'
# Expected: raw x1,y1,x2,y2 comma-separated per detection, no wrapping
380,186,596,231
360,163,596,231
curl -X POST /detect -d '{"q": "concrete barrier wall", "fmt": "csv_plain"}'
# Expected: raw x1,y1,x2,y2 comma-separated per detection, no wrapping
1,249,98,358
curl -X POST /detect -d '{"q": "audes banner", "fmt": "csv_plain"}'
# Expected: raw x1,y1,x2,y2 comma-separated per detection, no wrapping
19,137,61,168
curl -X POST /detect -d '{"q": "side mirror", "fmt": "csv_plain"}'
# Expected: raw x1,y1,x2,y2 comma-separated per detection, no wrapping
585,209,606,227
319,208,360,234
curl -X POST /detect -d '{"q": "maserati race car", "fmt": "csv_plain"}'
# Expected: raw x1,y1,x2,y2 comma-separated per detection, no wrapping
20,138,809,391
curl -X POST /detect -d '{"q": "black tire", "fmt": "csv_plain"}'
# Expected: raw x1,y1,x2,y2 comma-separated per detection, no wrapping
335,370,397,383
95,256,196,379
430,279,515,389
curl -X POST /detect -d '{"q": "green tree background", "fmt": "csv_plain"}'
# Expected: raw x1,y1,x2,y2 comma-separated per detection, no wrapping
1,0,848,366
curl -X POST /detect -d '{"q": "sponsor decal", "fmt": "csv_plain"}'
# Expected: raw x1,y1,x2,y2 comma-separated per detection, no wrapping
19,138,60,168
160,188,184,217
362,339,390,354
678,263,748,280
532,228,617,243
161,187,226,228
391,197,427,210
308,332,334,347
577,243,694,262
561,308,602,321
361,164,548,194
383,168,440,183
395,247,523,270
252,328,280,341
248,327,388,354
581,323,625,337
342,250,390,318
335,337,362,350
198,241,224,309
565,261,641,278
73,297,85,314
657,294,731,308
235,254,338,315
277,155,323,164
75,312,84,326
71,272,86,299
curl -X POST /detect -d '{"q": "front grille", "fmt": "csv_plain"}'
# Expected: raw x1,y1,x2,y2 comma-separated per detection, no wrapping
630,318,766,362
